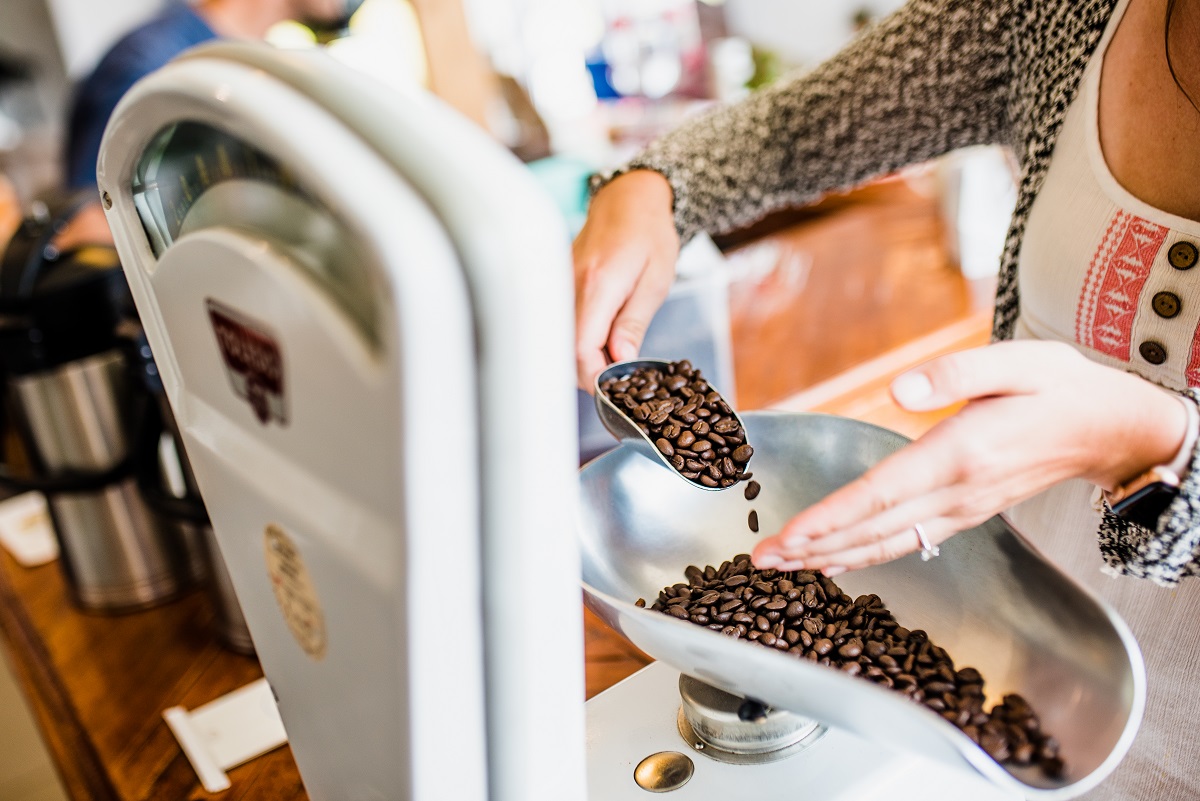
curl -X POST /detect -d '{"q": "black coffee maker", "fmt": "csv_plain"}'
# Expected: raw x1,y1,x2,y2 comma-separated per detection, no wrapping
0,194,252,651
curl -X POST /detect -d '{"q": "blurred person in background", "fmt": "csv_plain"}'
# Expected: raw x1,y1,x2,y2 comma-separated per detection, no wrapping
57,0,355,249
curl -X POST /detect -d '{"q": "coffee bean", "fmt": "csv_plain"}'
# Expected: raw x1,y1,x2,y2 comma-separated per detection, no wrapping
744,480,762,500
677,430,696,448
956,667,983,684
980,731,1010,762
838,638,863,659
748,510,759,532
700,475,718,487
656,438,675,457
647,557,1063,780
732,444,754,463
1040,757,1065,778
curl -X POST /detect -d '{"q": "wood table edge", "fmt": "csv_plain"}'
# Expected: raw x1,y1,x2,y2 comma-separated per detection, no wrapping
0,559,120,801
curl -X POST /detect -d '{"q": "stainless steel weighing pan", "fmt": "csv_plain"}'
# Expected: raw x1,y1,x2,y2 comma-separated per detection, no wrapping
579,412,1144,799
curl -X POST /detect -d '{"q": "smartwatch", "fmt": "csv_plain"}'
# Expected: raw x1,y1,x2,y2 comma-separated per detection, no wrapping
1107,395,1200,529
1107,467,1181,530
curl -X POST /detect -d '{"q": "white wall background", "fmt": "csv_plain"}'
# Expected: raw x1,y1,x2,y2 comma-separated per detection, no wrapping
723,0,906,68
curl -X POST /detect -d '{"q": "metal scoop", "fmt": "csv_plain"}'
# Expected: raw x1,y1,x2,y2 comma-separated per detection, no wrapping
594,358,750,491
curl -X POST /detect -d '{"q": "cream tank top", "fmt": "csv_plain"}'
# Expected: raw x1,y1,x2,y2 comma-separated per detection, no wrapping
1008,0,1200,797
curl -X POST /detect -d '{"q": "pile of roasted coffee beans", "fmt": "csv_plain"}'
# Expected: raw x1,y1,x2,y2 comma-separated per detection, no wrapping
599,360,753,489
637,555,1065,778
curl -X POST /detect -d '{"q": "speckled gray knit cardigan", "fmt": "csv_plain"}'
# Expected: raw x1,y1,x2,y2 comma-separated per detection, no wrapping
597,0,1200,586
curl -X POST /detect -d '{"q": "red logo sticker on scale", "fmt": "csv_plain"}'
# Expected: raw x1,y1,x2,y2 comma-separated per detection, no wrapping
207,300,287,425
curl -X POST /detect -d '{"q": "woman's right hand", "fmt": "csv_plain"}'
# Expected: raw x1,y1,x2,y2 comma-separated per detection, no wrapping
573,169,680,390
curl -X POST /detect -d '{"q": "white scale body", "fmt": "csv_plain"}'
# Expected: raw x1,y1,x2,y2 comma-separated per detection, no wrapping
99,43,1020,800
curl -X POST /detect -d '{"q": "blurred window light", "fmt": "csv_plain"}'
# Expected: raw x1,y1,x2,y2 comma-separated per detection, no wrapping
267,0,428,90
528,49,597,121
330,0,427,89
265,20,319,49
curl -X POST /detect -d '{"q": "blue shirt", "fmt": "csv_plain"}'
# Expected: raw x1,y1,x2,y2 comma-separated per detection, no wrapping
65,4,217,189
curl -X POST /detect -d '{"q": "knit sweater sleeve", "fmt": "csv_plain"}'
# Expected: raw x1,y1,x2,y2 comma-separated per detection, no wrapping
1099,390,1200,586
596,0,1018,243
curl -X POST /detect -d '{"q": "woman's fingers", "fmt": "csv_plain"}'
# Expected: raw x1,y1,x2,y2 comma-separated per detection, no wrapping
574,250,643,389
762,486,954,561
793,517,960,573
765,433,962,552
890,340,1070,412
607,258,675,363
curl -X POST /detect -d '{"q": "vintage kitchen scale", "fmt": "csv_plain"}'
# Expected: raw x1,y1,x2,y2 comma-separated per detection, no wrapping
98,42,1144,800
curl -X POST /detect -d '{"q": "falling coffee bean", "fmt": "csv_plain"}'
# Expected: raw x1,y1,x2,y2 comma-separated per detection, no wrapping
748,510,759,533
744,480,761,501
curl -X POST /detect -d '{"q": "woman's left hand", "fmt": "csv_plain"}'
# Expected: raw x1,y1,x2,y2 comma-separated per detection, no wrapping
752,340,1188,576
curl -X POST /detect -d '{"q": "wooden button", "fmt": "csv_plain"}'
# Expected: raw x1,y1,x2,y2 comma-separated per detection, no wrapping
1152,291,1181,319
1139,341,1167,365
1169,241,1198,270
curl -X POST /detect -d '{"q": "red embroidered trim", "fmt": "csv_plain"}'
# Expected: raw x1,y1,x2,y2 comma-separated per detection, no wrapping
1075,211,1168,360
1186,330,1200,388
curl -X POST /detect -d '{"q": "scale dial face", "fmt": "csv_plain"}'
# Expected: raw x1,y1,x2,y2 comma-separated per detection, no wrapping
131,120,380,347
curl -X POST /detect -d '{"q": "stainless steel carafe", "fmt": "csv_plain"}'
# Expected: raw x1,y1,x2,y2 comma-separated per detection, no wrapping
0,210,199,611
7,346,196,608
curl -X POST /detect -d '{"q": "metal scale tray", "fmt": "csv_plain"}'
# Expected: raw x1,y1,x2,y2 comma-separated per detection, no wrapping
579,412,1144,799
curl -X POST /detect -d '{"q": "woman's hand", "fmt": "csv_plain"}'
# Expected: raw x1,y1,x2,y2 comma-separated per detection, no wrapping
573,170,680,390
752,340,1189,575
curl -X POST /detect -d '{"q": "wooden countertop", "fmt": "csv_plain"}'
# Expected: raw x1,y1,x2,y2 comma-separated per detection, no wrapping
0,310,990,801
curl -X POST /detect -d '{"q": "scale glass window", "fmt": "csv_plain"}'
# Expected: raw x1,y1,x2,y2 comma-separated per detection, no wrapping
131,121,380,346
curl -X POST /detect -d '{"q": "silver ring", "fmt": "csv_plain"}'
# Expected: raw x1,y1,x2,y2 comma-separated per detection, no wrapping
914,523,939,561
